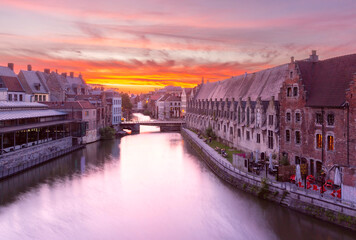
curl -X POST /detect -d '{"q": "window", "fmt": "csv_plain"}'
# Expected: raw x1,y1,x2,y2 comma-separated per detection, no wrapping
238,107,241,124
295,112,301,122
43,95,46,101
295,131,301,144
327,136,334,151
19,94,23,101
218,124,220,131
268,130,273,149
14,94,18,101
316,134,322,149
224,125,226,133
238,129,241,137
257,134,261,143
85,111,89,116
286,130,290,142
327,114,334,126
35,95,38,102
290,71,293,79
246,108,250,125
39,95,43,102
287,87,292,97
286,112,291,122
230,127,233,135
293,87,298,96
316,113,323,124
246,131,250,140
269,115,273,126
8,94,12,101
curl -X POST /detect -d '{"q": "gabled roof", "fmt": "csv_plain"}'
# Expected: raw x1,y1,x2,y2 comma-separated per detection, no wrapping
194,64,288,101
19,70,50,94
297,54,356,107
0,76,25,92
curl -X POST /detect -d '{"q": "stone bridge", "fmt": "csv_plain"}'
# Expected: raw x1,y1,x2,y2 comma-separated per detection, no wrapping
120,120,185,133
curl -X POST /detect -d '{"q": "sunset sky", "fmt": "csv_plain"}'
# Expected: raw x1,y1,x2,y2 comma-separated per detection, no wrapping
1,0,356,93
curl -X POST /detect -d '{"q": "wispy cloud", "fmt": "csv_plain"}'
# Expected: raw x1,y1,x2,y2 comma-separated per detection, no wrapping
0,0,356,92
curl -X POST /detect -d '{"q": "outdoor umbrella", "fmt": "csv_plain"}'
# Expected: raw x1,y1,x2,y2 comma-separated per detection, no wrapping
269,153,273,170
334,168,341,186
296,164,302,184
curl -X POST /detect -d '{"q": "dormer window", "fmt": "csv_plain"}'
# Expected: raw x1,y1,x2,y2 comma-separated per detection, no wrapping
34,83,41,91
327,114,334,126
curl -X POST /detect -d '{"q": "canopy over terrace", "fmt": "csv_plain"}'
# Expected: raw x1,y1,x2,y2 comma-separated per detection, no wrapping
0,102,74,154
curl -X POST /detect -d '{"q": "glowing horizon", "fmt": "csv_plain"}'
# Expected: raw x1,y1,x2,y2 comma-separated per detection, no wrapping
1,0,356,93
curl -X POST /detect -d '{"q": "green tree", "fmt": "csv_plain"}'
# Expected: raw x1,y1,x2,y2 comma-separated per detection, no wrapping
99,127,115,140
121,93,132,110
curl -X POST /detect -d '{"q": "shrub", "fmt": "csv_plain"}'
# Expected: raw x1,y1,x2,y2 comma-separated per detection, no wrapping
99,127,115,140
205,126,217,140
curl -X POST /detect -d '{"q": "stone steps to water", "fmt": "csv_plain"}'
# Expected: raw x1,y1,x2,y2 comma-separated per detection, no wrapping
280,193,291,206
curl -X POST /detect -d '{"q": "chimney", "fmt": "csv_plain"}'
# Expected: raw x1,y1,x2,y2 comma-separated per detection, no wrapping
290,56,294,63
70,72,74,78
44,69,50,74
27,65,32,71
61,72,67,78
8,63,14,71
271,96,275,102
309,50,319,62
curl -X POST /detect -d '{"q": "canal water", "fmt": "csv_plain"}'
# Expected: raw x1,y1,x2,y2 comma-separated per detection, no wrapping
0,116,354,239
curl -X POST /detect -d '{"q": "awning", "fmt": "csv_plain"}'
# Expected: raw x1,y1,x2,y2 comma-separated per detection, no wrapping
0,109,67,121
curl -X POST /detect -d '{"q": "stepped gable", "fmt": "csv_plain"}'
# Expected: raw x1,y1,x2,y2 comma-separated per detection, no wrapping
195,64,288,101
297,54,356,107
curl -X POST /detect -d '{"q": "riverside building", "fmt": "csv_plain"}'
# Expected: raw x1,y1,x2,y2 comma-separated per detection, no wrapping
186,51,356,203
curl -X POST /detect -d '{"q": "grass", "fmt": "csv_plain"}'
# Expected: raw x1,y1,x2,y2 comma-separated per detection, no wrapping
187,128,242,163
206,139,241,163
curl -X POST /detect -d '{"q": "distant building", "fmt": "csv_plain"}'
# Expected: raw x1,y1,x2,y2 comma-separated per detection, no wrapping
18,65,50,102
45,101,98,144
0,63,26,102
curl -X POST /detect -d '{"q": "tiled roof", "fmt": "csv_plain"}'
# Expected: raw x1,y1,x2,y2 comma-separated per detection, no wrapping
45,100,96,110
0,76,25,92
195,64,288,101
19,70,50,94
0,66,17,77
166,95,181,101
0,101,47,109
297,54,356,107
0,109,66,121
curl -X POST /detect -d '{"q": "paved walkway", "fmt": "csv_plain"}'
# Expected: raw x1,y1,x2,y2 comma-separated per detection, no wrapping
183,128,355,208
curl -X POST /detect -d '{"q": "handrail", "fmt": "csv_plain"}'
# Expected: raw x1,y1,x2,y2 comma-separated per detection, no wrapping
182,128,356,209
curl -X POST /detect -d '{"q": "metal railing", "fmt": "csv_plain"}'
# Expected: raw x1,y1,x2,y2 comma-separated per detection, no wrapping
182,128,356,210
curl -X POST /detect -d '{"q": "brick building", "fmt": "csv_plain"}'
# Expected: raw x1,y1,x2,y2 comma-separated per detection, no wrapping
279,52,356,201
186,51,356,202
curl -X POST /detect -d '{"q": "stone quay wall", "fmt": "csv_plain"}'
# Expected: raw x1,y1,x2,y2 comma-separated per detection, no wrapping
181,128,356,231
0,137,83,180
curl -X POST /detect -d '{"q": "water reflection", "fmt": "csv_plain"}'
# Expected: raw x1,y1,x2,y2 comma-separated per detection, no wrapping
0,120,354,240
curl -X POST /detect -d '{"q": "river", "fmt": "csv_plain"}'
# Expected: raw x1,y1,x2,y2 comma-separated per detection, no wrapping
0,114,354,240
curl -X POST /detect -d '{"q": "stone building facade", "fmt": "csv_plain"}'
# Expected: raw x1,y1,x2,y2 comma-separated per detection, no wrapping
187,64,288,158
186,51,356,202
279,52,356,202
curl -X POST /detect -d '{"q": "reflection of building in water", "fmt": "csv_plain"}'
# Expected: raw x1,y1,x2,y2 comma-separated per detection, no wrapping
81,156,85,173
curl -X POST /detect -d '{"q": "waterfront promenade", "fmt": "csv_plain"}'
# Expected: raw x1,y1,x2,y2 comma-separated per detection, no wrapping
182,128,356,230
